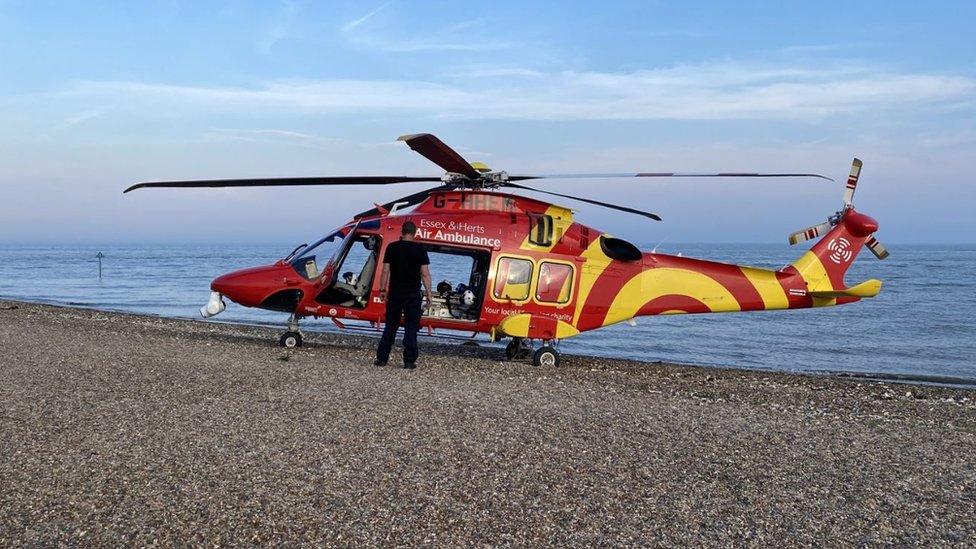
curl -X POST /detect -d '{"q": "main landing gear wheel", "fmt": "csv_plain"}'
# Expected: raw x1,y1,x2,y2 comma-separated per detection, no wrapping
532,346,560,367
505,337,531,360
279,331,302,348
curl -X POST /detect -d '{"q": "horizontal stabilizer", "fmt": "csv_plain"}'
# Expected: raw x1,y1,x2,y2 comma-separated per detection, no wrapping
808,279,882,299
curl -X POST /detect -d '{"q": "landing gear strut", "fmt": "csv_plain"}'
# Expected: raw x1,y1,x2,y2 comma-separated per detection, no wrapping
504,337,531,360
505,337,560,365
278,314,303,348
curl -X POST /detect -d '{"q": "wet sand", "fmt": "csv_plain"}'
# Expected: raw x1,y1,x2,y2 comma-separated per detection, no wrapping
1,299,974,546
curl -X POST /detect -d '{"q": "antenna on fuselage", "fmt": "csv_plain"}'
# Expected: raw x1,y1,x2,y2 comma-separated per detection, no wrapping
651,237,668,254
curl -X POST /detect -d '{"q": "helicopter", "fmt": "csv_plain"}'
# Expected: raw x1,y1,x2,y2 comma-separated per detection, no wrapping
124,133,888,366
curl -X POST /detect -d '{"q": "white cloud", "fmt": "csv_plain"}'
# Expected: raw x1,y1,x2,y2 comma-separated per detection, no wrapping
41,62,974,122
30,109,103,140
339,3,516,52
350,36,514,53
62,109,101,128
204,128,344,149
257,0,299,54
62,78,478,113
341,1,390,32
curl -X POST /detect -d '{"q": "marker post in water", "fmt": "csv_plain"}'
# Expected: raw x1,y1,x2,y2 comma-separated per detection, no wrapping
96,252,104,279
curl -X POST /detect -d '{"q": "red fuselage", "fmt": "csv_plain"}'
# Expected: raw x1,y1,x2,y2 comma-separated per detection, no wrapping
209,190,882,342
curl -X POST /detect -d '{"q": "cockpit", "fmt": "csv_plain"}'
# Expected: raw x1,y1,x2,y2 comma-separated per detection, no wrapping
315,233,381,308
288,230,347,280
285,224,383,309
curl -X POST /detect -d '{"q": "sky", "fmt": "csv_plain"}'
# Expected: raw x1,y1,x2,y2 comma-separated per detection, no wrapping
0,0,974,245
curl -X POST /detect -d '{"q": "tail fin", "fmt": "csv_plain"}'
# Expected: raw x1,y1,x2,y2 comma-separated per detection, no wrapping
791,209,878,293
787,157,887,299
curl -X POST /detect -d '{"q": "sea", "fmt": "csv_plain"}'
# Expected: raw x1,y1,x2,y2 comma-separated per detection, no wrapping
1,243,974,385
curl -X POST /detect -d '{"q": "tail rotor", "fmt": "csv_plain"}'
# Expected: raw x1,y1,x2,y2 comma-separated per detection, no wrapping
842,158,862,207
788,221,832,246
864,236,890,260
788,158,889,260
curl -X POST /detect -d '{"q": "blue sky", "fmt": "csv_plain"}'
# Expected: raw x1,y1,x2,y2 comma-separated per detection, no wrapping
0,0,973,244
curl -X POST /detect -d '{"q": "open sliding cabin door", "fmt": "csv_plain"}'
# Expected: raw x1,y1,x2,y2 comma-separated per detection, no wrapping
420,243,490,323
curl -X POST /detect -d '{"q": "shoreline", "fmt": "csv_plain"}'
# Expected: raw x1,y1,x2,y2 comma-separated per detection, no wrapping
3,297,973,389
1,299,974,544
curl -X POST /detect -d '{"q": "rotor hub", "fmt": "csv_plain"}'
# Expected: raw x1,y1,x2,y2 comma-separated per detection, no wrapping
440,170,509,190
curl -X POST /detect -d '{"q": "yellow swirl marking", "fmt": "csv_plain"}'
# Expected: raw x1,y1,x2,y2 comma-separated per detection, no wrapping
572,236,612,325
792,251,832,291
497,313,531,337
791,251,836,308
556,321,581,339
519,205,574,252
498,313,580,339
741,266,789,310
604,268,740,326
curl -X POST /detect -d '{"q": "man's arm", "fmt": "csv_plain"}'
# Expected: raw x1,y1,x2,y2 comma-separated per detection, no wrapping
378,263,390,301
420,264,433,304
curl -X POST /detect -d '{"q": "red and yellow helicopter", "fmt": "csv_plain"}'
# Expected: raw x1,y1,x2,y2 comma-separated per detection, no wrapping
125,133,888,366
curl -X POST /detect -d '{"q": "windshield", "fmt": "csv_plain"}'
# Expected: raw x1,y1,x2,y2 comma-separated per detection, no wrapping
290,229,349,279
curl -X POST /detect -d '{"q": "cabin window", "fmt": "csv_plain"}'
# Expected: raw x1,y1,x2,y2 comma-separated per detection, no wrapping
493,257,533,301
528,214,554,247
536,262,574,304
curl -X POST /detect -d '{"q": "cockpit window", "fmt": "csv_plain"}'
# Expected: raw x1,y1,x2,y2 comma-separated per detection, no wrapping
314,234,382,307
291,229,348,280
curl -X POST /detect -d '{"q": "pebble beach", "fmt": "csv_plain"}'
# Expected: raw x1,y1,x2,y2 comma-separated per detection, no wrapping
1,299,974,546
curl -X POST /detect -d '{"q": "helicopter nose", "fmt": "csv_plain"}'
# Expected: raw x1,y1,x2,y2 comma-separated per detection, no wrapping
211,265,288,308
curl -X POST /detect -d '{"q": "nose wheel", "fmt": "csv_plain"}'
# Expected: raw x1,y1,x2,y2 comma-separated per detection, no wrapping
278,314,303,348
278,331,303,348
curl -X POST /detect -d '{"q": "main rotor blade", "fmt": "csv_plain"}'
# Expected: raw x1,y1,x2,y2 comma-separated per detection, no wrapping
503,181,662,221
123,176,439,193
398,133,481,180
353,184,453,219
510,172,835,182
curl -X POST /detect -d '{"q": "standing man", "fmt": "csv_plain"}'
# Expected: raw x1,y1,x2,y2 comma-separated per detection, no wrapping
375,221,433,369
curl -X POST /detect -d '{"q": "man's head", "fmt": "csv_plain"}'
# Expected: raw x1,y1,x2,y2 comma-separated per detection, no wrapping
401,220,417,240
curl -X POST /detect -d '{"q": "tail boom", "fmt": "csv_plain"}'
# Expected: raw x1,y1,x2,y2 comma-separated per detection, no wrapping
578,212,883,330
576,159,886,330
